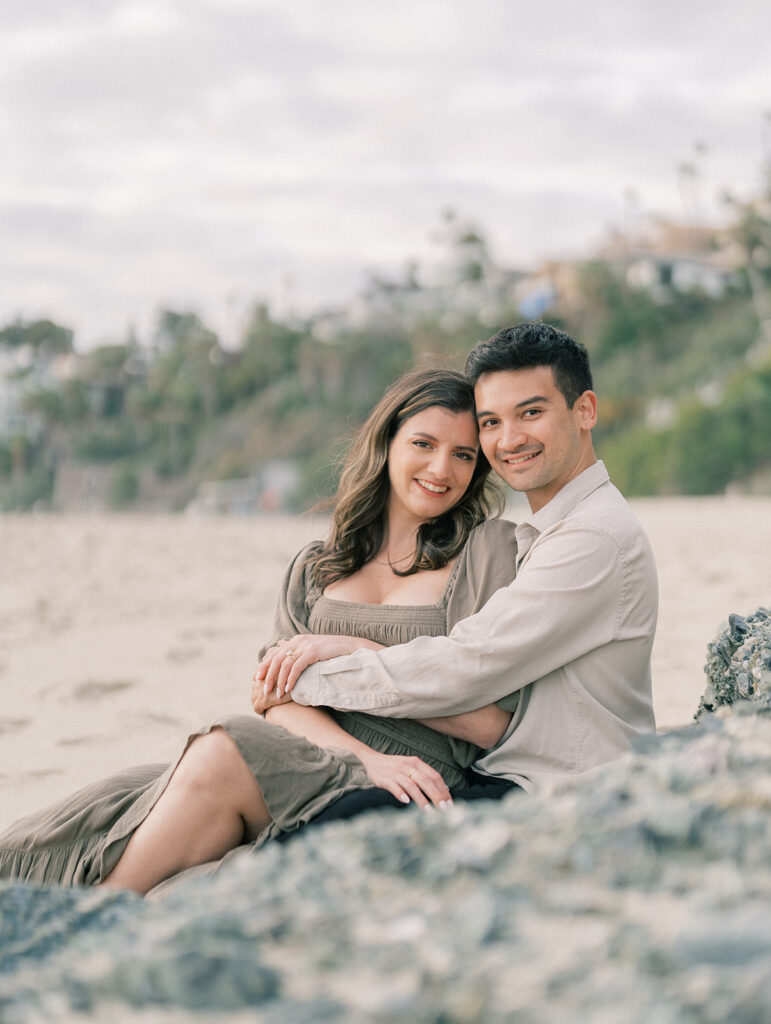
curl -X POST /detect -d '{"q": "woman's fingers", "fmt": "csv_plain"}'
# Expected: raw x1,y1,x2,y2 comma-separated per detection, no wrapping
255,635,354,692
402,761,452,809
276,649,301,695
284,647,314,691
262,646,291,694
377,780,412,806
371,770,435,810
275,639,319,694
362,753,453,811
254,643,283,685
257,647,301,697
375,759,453,811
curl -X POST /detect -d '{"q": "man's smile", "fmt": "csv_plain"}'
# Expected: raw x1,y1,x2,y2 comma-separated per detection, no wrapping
501,449,541,467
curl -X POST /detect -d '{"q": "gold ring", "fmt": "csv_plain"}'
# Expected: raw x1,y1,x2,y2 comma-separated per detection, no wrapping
407,768,416,780
286,650,296,659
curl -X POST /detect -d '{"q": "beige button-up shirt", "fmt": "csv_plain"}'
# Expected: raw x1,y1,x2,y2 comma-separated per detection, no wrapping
292,461,658,791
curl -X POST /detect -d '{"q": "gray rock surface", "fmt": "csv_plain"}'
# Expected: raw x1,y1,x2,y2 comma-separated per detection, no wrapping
1,610,770,1023
697,606,771,716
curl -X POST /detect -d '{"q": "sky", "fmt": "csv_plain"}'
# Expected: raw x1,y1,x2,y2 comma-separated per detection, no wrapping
1,0,769,349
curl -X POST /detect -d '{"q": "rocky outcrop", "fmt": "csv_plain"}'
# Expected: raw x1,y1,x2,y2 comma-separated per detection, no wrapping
1,611,770,1023
697,606,771,716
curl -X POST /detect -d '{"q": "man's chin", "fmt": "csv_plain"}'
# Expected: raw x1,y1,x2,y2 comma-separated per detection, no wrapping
494,466,538,492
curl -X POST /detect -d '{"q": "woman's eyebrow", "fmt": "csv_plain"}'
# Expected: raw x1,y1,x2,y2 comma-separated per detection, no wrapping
410,431,477,453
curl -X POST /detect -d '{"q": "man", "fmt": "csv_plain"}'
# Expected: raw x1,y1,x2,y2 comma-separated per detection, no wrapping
270,322,658,794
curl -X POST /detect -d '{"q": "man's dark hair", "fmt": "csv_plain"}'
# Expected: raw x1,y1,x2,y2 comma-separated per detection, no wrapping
465,322,593,408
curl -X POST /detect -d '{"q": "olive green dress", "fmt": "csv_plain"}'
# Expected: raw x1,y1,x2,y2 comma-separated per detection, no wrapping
0,520,518,887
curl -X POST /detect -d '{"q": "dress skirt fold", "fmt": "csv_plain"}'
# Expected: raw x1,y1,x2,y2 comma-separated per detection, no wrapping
0,716,372,887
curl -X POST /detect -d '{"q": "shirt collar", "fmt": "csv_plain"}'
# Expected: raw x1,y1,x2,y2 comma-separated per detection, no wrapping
514,460,609,551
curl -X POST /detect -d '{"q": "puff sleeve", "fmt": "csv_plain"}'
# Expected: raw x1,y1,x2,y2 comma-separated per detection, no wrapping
257,541,324,659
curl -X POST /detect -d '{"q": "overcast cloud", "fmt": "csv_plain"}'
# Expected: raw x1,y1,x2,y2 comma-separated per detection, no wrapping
1,0,769,347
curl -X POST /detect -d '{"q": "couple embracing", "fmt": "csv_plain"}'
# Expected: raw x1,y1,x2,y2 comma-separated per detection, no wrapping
0,322,658,895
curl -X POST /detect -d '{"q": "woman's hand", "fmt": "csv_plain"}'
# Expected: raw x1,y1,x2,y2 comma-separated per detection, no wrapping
254,634,382,698
356,749,453,811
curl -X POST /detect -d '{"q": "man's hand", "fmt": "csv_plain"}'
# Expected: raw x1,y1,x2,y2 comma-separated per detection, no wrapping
251,678,293,716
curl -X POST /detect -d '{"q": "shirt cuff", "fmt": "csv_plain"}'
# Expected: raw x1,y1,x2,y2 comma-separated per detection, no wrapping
291,663,322,706
291,655,405,712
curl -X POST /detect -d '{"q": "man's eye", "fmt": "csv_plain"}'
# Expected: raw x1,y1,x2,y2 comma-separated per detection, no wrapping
480,418,498,428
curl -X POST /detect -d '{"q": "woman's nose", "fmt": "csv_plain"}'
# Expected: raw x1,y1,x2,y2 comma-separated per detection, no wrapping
428,449,453,479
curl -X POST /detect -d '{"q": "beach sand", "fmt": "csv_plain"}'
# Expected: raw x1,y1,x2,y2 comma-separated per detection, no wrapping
1,497,769,826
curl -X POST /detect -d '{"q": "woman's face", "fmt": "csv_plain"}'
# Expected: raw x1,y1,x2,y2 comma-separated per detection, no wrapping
386,405,480,526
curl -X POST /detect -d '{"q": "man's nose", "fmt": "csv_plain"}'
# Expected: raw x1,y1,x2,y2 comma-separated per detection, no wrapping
499,421,527,450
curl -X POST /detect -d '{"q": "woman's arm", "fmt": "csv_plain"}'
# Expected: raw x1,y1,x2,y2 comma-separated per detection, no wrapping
264,702,373,756
264,702,452,809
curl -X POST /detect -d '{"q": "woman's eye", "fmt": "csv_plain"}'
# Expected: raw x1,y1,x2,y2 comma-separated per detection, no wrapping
412,440,432,448
454,451,474,461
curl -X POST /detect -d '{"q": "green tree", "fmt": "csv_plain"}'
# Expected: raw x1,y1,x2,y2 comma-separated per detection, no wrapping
219,304,304,408
0,319,73,355
110,463,140,507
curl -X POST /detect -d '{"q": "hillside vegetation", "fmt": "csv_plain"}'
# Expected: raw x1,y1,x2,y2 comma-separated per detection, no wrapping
1,191,769,512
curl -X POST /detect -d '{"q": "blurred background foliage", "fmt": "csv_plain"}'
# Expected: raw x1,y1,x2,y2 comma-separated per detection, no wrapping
1,176,769,512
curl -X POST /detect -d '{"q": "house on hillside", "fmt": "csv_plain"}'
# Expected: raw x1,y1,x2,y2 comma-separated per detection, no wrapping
604,220,742,302
309,252,527,339
513,261,585,319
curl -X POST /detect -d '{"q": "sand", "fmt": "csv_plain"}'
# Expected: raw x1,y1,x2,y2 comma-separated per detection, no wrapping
1,497,769,826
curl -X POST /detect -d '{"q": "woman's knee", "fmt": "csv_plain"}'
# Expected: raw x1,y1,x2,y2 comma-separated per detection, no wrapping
175,727,246,795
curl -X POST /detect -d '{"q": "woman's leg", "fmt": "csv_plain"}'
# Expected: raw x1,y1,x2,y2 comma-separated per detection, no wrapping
99,727,272,895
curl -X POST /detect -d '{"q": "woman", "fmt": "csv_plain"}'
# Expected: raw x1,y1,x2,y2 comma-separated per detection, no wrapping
0,369,519,895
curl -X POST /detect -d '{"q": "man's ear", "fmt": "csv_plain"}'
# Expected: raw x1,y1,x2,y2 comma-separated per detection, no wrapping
576,390,598,430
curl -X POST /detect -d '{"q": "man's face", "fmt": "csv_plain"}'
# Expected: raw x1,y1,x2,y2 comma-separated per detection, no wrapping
474,366,597,512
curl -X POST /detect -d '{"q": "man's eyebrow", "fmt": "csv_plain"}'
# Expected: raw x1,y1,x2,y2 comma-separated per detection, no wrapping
514,394,550,409
475,394,550,419
410,431,477,453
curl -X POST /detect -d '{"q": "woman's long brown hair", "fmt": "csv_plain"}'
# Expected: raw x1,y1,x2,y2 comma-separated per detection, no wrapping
309,367,503,589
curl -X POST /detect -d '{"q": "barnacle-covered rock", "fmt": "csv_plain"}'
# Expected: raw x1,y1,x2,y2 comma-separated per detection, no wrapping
697,607,771,717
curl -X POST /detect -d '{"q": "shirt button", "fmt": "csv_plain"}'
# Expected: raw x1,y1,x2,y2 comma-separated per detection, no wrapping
343,697,352,707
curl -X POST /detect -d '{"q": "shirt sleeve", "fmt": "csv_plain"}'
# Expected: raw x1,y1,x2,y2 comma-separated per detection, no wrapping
257,541,323,659
291,522,625,717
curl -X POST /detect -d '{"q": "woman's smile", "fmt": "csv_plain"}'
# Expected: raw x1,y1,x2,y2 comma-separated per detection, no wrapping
415,478,450,495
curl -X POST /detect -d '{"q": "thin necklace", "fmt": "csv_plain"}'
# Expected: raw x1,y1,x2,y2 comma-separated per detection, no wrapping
372,550,416,568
